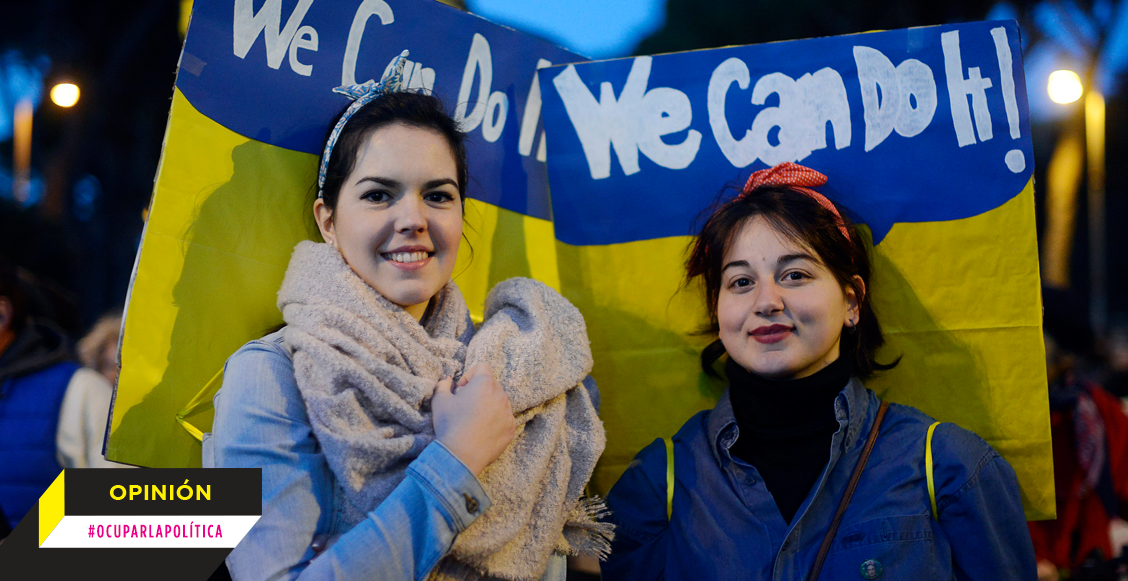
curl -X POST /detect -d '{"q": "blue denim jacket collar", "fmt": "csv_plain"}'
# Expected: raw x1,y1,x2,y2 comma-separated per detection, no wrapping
705,377,873,467
604,374,1038,580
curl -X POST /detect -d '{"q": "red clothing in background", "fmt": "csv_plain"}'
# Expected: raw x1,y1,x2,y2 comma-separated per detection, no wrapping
1029,384,1128,568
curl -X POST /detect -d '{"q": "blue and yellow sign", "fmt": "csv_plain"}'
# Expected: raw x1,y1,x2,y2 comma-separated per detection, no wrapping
538,21,1052,518
107,0,582,468
111,4,1051,521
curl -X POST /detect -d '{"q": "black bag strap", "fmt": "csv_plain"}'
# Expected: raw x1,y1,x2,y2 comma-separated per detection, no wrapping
808,399,890,581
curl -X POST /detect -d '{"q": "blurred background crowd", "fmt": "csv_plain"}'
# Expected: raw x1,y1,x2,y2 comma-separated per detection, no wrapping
2,0,1128,579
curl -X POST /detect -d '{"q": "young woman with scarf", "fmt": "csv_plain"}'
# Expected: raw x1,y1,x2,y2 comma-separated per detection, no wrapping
601,163,1036,580
208,53,609,581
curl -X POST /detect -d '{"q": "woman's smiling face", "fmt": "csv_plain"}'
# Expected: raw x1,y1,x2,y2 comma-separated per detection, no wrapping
717,216,860,380
315,122,462,320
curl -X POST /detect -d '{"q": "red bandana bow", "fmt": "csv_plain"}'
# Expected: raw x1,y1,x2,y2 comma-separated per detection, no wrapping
741,162,851,242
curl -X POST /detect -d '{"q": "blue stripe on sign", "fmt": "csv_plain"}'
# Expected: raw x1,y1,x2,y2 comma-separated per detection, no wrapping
177,0,585,221
539,21,1032,246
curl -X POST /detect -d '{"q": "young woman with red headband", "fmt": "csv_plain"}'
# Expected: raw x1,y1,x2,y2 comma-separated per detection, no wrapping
601,162,1036,580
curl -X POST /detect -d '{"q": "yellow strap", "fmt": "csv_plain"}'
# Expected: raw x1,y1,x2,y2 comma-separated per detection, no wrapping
926,421,941,520
662,437,674,520
174,366,225,442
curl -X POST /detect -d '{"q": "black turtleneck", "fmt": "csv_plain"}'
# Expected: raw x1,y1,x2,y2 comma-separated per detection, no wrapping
726,350,854,524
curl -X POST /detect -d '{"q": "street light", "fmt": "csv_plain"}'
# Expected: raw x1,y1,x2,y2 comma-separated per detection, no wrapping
1048,70,1083,104
14,82,79,205
1046,68,1108,332
50,83,79,107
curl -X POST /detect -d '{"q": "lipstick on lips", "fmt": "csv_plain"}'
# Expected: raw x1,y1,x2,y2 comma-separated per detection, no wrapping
382,245,433,271
750,324,792,344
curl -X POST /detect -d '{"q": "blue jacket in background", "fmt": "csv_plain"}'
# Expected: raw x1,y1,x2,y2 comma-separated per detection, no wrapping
602,378,1036,581
0,320,79,531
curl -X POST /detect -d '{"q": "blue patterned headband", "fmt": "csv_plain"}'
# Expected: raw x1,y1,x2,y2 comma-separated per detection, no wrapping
317,49,410,198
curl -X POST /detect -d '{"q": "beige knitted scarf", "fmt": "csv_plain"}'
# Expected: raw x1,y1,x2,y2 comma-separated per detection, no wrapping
278,241,611,580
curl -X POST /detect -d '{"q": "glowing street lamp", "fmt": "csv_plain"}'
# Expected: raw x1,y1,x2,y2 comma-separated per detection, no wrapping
11,82,81,205
50,83,79,107
1046,67,1108,331
1048,70,1083,104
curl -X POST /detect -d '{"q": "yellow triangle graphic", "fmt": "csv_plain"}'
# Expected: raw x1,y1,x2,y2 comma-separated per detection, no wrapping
38,470,65,546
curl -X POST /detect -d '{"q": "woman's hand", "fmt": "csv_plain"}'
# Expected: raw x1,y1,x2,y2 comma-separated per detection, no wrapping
432,363,516,476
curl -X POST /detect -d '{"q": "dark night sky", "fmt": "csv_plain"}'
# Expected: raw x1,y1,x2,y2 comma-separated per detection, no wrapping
0,0,182,333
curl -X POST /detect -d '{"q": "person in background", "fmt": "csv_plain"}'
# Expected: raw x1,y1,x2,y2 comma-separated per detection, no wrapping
0,256,122,533
1030,287,1128,581
78,310,123,386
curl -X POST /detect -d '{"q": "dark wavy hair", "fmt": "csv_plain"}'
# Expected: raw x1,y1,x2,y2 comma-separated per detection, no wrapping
686,183,898,379
317,91,468,211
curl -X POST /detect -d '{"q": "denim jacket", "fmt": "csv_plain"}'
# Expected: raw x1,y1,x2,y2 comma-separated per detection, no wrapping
602,378,1036,581
205,330,566,581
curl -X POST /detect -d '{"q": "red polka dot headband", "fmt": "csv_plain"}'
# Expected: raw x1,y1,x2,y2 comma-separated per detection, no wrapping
740,162,851,242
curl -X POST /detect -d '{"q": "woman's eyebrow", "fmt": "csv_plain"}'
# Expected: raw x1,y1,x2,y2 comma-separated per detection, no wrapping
721,259,749,272
354,176,400,188
422,178,458,190
778,253,818,265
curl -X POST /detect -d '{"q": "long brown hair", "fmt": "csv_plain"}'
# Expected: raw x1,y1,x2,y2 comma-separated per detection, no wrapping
686,184,898,379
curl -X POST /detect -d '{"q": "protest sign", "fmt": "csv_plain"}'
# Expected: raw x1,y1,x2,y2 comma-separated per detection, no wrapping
539,20,1052,518
107,0,582,467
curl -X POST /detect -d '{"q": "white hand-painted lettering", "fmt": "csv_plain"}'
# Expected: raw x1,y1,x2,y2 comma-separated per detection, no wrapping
800,69,853,154
553,57,700,179
519,59,553,159
233,0,315,72
342,0,394,86
942,30,994,147
708,58,756,167
853,46,937,151
454,34,509,142
990,27,1025,173
748,68,851,166
482,91,508,143
638,84,700,170
288,26,318,77
990,28,1020,141
708,59,851,168
552,64,640,179
551,27,1023,178
454,34,492,131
